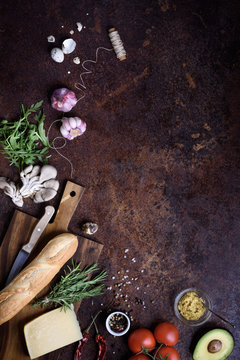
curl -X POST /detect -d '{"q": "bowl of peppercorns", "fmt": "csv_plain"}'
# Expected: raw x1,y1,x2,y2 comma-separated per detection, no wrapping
106,311,130,336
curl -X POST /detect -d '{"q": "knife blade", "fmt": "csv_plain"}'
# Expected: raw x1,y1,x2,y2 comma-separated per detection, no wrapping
5,205,55,286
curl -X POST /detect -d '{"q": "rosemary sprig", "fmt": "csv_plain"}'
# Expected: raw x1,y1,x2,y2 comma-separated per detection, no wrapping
33,262,107,310
0,100,50,170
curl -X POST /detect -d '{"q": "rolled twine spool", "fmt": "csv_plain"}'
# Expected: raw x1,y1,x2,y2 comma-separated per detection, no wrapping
108,28,126,61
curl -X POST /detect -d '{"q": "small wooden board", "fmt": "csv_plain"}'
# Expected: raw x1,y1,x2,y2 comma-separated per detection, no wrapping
0,181,104,360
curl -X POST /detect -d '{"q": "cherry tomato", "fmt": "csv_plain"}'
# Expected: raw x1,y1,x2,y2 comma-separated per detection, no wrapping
129,354,151,360
155,346,180,360
154,322,179,346
128,328,156,353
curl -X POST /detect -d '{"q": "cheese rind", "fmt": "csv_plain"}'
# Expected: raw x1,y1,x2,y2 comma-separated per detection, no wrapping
24,306,82,359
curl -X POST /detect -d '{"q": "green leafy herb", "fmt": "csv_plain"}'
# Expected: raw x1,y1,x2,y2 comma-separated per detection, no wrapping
0,101,50,170
33,262,107,310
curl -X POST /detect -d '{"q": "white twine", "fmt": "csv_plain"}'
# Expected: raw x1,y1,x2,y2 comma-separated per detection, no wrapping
75,46,113,97
47,119,74,178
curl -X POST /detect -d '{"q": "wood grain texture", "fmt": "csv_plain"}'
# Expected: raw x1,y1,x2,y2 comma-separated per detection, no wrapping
0,181,103,360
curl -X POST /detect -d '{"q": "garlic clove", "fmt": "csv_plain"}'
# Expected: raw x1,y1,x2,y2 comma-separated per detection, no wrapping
76,22,83,32
73,57,80,64
62,38,76,54
69,117,77,129
60,126,70,138
51,48,64,63
79,119,87,134
75,117,81,127
62,118,71,131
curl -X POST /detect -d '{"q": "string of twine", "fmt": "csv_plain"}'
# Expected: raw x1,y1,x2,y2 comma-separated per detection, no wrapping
47,47,114,178
47,119,74,178
75,46,113,96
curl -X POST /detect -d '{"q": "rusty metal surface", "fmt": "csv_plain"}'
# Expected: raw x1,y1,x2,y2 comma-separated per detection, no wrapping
0,0,240,359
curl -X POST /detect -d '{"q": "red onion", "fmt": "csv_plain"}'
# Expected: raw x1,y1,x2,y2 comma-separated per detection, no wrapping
51,88,77,112
60,117,86,140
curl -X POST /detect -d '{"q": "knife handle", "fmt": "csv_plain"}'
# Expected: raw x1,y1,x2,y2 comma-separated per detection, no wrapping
22,206,55,254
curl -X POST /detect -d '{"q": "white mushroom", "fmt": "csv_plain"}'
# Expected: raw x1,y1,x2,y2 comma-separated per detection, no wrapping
38,165,57,183
20,166,42,197
0,177,23,207
43,179,59,191
19,165,59,203
0,165,59,206
34,188,57,203
23,165,41,179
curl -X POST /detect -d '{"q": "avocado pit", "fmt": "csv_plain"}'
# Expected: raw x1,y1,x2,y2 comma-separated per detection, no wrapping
208,339,222,353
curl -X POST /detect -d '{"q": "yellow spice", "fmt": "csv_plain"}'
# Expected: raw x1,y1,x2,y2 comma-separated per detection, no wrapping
177,291,206,321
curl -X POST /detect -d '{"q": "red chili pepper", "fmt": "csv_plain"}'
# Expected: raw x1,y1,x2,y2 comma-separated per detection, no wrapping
74,311,102,360
92,316,107,360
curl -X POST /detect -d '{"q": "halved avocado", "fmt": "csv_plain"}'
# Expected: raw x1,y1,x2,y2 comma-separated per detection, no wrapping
193,329,234,360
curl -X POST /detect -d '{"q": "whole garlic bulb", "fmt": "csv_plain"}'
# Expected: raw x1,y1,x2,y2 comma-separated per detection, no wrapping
51,88,77,112
60,117,86,140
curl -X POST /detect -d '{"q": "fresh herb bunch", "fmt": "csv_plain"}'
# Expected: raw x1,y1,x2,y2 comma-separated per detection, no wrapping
34,262,107,310
0,100,50,170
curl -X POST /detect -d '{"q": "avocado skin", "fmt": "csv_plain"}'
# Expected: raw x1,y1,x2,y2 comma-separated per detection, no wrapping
193,329,234,360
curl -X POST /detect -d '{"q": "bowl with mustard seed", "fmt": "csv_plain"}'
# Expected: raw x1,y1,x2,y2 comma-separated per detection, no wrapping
106,311,130,336
174,288,212,326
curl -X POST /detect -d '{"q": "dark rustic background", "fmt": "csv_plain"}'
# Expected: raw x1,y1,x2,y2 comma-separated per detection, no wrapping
0,0,239,359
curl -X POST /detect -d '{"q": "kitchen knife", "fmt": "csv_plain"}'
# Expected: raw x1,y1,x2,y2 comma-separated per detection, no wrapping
5,205,55,286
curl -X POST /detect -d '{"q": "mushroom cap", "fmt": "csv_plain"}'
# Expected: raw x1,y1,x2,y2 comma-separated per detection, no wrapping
33,188,57,203
39,165,57,183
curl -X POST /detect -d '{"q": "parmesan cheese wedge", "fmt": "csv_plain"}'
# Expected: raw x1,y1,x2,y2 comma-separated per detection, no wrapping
24,306,82,359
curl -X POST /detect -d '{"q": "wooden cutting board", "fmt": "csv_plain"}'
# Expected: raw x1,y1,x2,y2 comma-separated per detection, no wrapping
0,181,104,360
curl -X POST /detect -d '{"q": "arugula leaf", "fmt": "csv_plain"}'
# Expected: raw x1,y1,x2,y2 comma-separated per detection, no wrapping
0,101,50,170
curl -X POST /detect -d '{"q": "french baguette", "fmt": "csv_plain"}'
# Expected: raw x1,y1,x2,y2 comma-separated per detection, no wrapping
0,232,78,326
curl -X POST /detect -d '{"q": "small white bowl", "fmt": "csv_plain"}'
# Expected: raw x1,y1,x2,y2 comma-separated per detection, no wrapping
105,311,130,336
